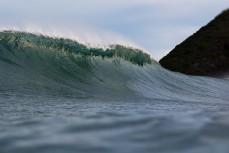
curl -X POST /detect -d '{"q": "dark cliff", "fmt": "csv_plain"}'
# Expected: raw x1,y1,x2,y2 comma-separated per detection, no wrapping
159,9,229,77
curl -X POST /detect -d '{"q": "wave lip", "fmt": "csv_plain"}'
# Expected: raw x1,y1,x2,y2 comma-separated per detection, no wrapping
0,31,152,66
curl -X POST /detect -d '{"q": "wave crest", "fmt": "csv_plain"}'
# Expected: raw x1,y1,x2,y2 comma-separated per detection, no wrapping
0,31,152,66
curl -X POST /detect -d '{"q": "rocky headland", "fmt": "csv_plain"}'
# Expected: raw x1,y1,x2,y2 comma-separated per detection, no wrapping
159,9,229,78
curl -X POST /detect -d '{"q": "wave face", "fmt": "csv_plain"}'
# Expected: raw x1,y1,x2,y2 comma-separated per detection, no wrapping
1,31,229,153
0,31,153,99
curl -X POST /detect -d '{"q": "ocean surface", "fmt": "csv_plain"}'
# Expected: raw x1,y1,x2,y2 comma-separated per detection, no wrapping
1,31,229,153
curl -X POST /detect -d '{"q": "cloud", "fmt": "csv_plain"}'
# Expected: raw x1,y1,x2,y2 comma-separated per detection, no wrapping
0,0,228,60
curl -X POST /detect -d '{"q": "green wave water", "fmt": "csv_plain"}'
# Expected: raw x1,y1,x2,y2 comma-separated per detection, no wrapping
0,31,152,66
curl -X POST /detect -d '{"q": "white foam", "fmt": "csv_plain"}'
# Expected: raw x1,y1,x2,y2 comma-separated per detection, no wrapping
0,24,142,50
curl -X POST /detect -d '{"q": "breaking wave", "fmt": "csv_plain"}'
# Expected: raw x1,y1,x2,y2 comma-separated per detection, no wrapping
0,31,228,103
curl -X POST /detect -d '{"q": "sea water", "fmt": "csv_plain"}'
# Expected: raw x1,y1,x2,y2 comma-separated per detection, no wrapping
1,31,229,153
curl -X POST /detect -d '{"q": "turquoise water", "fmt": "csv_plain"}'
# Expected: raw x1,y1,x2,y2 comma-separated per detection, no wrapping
1,31,229,153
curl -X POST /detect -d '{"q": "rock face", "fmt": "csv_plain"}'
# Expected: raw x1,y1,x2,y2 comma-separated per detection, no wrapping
159,9,229,77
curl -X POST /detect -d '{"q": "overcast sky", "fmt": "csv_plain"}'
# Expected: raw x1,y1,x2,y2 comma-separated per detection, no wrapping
0,0,228,60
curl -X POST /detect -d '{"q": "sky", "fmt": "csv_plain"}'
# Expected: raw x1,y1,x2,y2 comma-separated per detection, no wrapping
0,0,228,61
